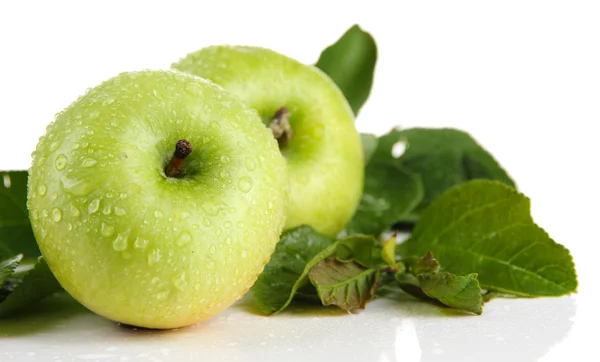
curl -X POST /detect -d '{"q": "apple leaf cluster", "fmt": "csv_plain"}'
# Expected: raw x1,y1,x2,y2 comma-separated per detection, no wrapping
250,25,577,315
0,24,578,321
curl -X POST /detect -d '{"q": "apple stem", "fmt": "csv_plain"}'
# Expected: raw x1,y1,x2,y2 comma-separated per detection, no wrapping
268,107,293,146
165,140,192,178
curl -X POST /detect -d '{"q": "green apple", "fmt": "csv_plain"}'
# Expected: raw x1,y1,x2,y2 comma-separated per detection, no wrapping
172,46,364,236
27,70,288,329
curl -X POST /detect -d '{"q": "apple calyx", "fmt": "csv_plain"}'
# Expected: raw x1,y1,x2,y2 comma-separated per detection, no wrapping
268,107,293,146
165,139,193,178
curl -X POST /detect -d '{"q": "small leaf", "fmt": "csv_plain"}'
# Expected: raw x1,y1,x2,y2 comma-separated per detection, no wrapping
308,258,380,311
413,251,439,275
345,160,423,236
315,25,377,115
418,272,483,315
381,236,397,267
374,129,515,221
0,254,23,288
360,133,378,165
395,272,429,301
0,171,40,259
0,256,62,317
334,235,384,268
252,226,335,314
399,180,577,297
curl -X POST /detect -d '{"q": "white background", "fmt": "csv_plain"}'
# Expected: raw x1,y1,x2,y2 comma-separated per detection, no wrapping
1,1,599,361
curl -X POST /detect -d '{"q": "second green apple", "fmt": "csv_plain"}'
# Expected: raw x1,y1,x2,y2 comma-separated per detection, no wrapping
173,46,364,236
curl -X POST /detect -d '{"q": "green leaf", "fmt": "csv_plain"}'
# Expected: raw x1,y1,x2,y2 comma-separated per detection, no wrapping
252,226,335,314
0,256,62,317
418,272,483,315
399,180,577,297
375,129,515,221
361,133,378,165
315,25,377,115
0,171,40,259
395,252,483,314
0,254,23,288
345,160,423,236
395,272,429,300
413,251,440,275
334,235,384,268
308,258,380,311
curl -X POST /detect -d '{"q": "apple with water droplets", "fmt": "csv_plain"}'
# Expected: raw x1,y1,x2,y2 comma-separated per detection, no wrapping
173,46,364,236
27,70,288,329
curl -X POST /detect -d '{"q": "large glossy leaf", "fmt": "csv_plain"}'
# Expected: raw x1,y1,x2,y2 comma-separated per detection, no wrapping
252,226,335,314
0,171,40,259
375,129,515,221
399,180,577,297
309,258,380,311
315,25,377,115
346,136,423,236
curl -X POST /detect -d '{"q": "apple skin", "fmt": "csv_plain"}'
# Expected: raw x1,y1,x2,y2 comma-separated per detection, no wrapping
27,70,288,329
172,46,364,236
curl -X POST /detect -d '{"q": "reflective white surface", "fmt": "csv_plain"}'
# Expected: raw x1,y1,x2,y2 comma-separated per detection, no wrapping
0,291,581,362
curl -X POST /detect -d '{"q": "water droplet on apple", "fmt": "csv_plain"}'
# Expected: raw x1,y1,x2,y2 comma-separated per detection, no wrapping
82,158,97,167
209,245,216,254
244,157,256,171
268,201,274,209
219,170,229,179
155,290,170,301
174,273,188,290
241,250,248,258
51,208,62,222
51,192,58,200
237,176,253,193
37,184,47,196
134,238,148,249
101,222,115,237
68,223,73,231
112,234,128,251
192,224,199,229
176,232,192,246
206,260,215,269
71,142,80,150
114,207,126,216
88,199,100,214
119,193,128,199
104,96,115,105
32,210,39,220
49,141,61,152
70,204,80,217
55,154,67,171
60,176,92,196
202,218,211,227
225,237,232,245
237,221,245,228
102,204,112,215
41,209,49,218
154,210,163,218
148,249,161,265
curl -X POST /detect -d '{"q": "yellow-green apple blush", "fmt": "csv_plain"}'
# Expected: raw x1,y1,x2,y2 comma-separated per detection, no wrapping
172,46,364,236
27,70,288,329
